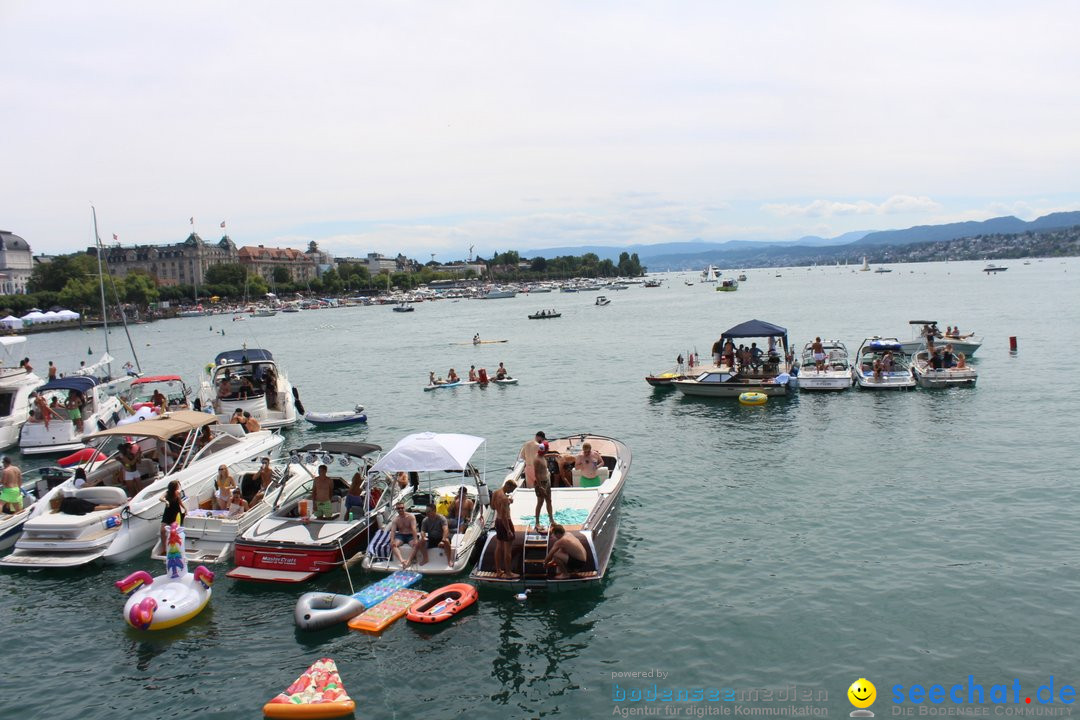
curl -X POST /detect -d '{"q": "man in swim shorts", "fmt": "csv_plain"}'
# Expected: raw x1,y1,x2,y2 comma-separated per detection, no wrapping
811,337,826,371
491,479,518,579
532,454,553,532
544,524,588,579
311,465,335,519
522,431,546,488
575,442,605,488
389,502,419,569
1,457,23,513
412,505,452,566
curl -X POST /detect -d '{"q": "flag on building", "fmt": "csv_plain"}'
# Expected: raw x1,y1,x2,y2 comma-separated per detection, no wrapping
113,233,118,241
220,221,226,228
189,216,194,225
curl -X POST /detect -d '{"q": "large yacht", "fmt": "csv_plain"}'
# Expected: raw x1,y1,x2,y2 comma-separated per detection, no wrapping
198,348,299,429
0,336,41,450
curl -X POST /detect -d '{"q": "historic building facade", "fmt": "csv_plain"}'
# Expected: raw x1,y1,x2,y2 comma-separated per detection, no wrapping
0,230,33,294
237,245,318,283
92,233,238,287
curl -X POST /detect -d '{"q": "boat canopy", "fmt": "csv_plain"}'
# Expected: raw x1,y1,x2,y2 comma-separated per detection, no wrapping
866,340,903,352
85,410,218,441
37,376,100,393
371,432,484,472
293,441,382,460
132,375,184,385
215,349,274,365
720,319,789,349
908,320,937,325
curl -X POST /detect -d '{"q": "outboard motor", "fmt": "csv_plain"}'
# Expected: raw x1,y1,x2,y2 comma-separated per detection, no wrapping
292,386,305,415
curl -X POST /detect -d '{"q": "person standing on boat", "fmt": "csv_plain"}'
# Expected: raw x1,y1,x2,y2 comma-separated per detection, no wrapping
522,431,546,488
491,479,519,579
574,442,605,488
1,457,23,513
676,354,685,373
711,339,722,366
65,390,85,433
812,337,826,371
47,361,57,381
532,453,554,533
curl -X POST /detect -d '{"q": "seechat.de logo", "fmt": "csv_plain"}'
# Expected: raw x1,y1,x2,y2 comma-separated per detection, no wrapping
849,678,877,717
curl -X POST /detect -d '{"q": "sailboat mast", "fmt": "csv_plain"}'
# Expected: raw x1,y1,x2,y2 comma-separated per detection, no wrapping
91,206,112,373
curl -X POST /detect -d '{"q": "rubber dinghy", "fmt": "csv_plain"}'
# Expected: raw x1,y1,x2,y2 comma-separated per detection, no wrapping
263,658,355,719
406,583,478,624
304,405,367,426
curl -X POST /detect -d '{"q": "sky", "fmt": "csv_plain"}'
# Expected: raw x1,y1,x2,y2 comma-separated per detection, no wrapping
3,1,1079,261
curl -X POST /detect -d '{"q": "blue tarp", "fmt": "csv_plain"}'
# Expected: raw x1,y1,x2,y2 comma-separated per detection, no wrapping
214,349,274,365
37,376,98,394
720,319,789,350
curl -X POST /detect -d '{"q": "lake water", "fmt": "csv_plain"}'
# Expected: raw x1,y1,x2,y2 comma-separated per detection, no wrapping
2,259,1078,719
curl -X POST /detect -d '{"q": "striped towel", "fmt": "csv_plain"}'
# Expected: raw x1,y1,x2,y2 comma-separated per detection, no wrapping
367,528,391,560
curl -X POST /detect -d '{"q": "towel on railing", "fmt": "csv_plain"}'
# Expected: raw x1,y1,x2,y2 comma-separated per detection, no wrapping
367,528,391,560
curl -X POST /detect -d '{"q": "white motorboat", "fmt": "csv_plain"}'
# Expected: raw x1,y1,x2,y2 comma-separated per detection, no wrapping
910,349,978,388
851,338,916,390
149,453,310,564
227,442,395,583
361,432,493,576
0,468,71,552
0,336,42,450
470,433,631,591
701,265,719,282
672,319,795,398
0,411,283,568
125,374,192,413
19,373,130,455
197,348,299,429
797,340,854,391
595,296,611,306
897,321,982,357
482,287,517,299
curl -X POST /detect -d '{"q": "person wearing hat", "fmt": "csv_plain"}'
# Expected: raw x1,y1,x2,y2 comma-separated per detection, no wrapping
1,457,23,513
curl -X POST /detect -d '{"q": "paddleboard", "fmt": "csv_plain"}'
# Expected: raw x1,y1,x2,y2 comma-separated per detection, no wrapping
493,378,518,385
451,340,509,345
423,381,461,391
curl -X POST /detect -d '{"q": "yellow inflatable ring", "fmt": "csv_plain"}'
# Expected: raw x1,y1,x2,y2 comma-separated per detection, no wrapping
739,392,767,406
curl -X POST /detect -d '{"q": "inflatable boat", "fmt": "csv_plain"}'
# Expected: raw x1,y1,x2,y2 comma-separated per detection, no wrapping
294,570,421,631
304,405,367,426
115,524,214,630
405,583,478,624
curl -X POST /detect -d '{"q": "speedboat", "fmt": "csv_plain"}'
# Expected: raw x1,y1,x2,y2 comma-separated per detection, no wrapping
361,432,493,575
672,319,795,398
0,468,70,552
0,411,283,568
851,338,916,390
983,264,1007,273
797,341,854,391
0,336,41,450
125,375,192,413
897,321,982,357
197,348,299,429
470,433,631,591
715,278,738,292
595,296,610,306
392,303,414,312
149,453,311,564
19,374,130,455
910,350,978,388
227,442,395,583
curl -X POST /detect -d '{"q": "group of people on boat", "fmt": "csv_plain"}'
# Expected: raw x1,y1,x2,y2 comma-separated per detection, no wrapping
215,364,278,408
29,388,86,431
923,344,967,371
711,337,784,375
385,485,475,569
922,323,974,341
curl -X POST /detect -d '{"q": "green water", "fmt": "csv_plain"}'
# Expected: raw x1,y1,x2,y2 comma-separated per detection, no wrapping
2,259,1078,719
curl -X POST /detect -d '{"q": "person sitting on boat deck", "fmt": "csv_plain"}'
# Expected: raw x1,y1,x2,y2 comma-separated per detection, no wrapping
812,337,826,371
544,524,588,579
955,352,968,369
880,351,895,372
389,501,419,568
575,442,605,488
310,465,336,520
473,333,481,344
246,457,274,505
411,505,453,567
532,452,554,533
51,491,123,516
217,371,233,399
229,408,245,426
66,390,85,433
941,344,956,369
492,479,519,579
1,457,23,513
447,368,460,383
749,343,763,370
343,471,369,520
214,465,237,510
448,486,474,532
944,325,954,339
242,411,261,434
495,362,511,380
929,347,944,370
872,358,884,382
711,339,722,365
118,442,143,496
468,365,478,382
238,376,255,400
160,480,186,550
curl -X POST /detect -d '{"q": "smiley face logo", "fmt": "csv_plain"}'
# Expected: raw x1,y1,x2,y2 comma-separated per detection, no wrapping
848,678,876,709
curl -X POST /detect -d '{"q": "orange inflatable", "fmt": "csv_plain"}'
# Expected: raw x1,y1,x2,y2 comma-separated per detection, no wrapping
405,583,478,624
58,448,108,467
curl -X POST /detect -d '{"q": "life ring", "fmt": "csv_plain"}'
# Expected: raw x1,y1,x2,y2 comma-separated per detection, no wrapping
405,583,478,624
58,448,108,467
738,392,767,406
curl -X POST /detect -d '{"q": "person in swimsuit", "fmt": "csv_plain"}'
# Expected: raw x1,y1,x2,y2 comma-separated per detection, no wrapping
532,454,553,532
811,337,826,371
214,465,237,510
118,443,143,496
491,479,518,579
389,502,419,568
228,488,248,515
522,431,546,488
574,442,604,488
447,486,474,532
160,480,186,550
447,368,459,383
311,465,334,519
248,457,274,505
468,365,478,382
343,471,368,520
544,524,587,579
955,352,968,369
495,362,510,380
1,457,23,513
66,390,85,433
229,408,244,425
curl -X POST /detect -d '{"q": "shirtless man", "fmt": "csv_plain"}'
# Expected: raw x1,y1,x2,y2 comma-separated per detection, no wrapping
388,502,419,568
574,442,605,488
522,431,546,488
249,457,274,505
491,479,519,579
242,412,261,433
543,524,587,579
468,365,478,382
447,486,474,532
311,465,335,519
811,337,826,372
532,454,554,533
447,368,459,383
495,362,510,380
1,457,23,513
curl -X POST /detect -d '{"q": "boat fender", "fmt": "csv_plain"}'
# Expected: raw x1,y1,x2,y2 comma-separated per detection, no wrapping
292,386,305,415
116,570,155,594
477,481,490,506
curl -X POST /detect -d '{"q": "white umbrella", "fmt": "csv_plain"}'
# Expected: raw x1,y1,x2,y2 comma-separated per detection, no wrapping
370,432,485,472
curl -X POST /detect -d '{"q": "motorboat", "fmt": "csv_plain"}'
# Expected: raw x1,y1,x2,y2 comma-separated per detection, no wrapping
227,442,395,583
252,308,277,317
645,367,686,387
874,267,893,273
851,338,916,390
392,303,414,312
738,273,747,281
482,287,517,299
125,375,192,413
361,432,493,576
0,411,283,568
0,468,70,552
672,319,795,398
197,348,299,429
595,296,611,306
149,452,311,564
897,321,982,357
797,340,854,391
528,310,561,319
910,349,978,388
0,336,42,450
19,374,130,455
983,264,1007,273
643,279,662,288
715,278,738,292
470,433,631,591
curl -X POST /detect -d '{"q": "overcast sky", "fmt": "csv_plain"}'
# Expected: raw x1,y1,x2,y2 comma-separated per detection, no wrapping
3,1,1079,260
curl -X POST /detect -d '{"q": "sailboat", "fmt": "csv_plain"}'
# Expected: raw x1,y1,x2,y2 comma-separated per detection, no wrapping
701,265,719,283
860,256,870,272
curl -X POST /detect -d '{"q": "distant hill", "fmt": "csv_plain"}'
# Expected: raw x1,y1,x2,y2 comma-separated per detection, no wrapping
854,211,1080,246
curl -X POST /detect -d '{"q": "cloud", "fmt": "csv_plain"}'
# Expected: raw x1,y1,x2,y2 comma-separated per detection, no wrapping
761,195,942,218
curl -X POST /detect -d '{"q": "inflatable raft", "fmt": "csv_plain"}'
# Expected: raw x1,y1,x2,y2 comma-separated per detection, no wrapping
115,524,214,630
263,657,355,719
348,588,426,634
294,570,421,631
304,406,367,426
738,391,768,406
58,448,107,467
405,583,478,624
